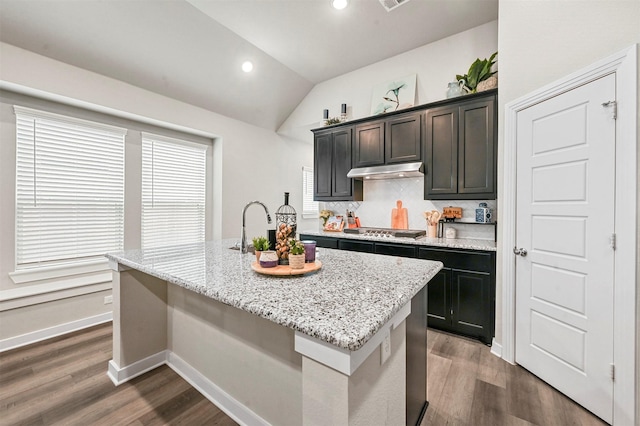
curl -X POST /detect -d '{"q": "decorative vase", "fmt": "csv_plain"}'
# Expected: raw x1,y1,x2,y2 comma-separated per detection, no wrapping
446,80,466,98
275,192,297,265
289,253,305,269
255,251,262,263
258,251,278,268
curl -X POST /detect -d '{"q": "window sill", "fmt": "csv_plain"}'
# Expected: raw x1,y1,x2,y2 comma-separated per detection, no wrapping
2,259,113,311
9,259,110,284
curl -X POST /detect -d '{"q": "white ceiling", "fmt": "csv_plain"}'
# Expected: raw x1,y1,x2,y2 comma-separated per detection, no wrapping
0,0,498,130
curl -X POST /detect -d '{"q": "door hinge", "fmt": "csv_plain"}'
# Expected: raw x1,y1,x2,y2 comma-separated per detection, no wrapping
602,100,617,120
610,363,615,381
610,233,616,250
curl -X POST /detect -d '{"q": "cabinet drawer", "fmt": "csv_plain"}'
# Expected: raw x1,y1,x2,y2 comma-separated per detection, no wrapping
417,247,493,273
339,239,374,253
374,243,417,258
300,235,338,249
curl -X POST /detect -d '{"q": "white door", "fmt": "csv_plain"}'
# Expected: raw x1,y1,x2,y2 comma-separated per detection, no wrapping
515,73,616,423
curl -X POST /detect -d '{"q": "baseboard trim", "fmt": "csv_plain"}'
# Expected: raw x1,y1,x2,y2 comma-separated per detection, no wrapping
490,337,503,359
167,351,269,426
0,311,112,353
106,350,268,426
107,351,169,386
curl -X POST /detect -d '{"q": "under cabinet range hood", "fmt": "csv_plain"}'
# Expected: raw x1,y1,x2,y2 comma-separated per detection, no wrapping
347,162,424,180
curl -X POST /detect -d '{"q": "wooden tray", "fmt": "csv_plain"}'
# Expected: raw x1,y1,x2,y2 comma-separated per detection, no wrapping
251,260,322,276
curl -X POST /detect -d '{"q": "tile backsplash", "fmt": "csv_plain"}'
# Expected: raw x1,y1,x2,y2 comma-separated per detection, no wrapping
321,178,497,240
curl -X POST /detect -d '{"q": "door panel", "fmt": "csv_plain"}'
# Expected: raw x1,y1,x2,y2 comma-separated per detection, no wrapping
313,132,332,199
515,73,615,423
332,128,353,198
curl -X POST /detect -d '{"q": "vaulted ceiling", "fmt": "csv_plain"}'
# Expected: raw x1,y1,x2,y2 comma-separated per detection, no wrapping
0,0,498,130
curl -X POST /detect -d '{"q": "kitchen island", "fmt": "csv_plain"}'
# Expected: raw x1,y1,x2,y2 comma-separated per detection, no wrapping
106,239,442,426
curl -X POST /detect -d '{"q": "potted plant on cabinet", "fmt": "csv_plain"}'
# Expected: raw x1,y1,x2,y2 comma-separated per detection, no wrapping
456,51,498,94
252,236,270,263
288,240,306,270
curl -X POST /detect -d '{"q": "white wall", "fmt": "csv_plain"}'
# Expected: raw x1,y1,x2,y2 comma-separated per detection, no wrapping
279,20,499,143
0,42,314,343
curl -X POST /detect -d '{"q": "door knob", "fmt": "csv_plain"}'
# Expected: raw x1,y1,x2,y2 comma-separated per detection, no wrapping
513,247,528,257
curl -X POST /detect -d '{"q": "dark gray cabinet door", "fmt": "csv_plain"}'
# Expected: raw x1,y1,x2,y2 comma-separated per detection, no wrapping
385,112,421,164
354,120,384,167
425,105,458,197
452,269,493,340
426,268,451,329
313,127,362,201
313,131,332,198
458,98,496,197
332,128,353,198
424,93,497,200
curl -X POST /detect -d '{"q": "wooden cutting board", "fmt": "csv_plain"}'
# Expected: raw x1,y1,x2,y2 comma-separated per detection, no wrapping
391,200,408,229
251,260,322,276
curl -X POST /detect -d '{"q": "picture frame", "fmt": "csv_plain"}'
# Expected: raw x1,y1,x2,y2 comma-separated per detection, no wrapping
370,74,417,115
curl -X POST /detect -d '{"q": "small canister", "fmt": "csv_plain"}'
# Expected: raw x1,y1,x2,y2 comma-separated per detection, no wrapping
445,227,457,239
475,202,492,223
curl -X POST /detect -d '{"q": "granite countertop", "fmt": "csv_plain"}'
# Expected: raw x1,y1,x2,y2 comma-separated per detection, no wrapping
300,229,497,252
106,239,442,352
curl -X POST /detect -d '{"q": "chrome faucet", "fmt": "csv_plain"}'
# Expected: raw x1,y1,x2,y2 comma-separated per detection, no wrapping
241,201,272,254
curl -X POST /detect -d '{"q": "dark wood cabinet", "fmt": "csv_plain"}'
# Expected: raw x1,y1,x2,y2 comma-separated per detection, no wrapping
298,233,496,344
424,93,496,200
313,127,363,201
417,247,495,344
354,120,385,167
353,112,421,168
385,112,422,164
338,239,374,253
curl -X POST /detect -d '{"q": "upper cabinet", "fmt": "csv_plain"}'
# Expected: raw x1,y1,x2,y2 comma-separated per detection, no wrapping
354,111,422,168
385,112,422,164
354,120,384,167
311,89,496,202
424,93,497,200
313,126,363,201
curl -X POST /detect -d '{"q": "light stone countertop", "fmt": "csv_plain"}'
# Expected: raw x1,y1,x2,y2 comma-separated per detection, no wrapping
300,229,497,252
106,239,442,351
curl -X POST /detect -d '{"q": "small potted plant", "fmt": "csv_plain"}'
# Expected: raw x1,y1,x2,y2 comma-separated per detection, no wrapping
288,240,306,269
252,236,270,263
455,51,498,94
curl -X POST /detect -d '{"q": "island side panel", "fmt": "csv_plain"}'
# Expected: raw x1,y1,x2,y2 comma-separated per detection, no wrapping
112,269,168,369
167,285,303,426
302,321,407,426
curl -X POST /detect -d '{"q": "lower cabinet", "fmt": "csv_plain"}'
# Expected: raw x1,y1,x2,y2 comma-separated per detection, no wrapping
299,234,496,344
417,247,495,344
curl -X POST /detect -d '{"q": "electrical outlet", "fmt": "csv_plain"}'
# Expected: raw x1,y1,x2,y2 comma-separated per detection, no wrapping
380,328,391,365
104,295,113,305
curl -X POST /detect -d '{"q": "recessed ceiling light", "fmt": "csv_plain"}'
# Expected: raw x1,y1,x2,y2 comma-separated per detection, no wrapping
242,61,253,73
332,0,348,10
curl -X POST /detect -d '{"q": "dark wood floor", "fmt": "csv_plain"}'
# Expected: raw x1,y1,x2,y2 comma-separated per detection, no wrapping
0,323,607,426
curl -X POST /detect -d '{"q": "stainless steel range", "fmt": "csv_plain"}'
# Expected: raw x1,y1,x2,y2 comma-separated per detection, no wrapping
343,227,426,239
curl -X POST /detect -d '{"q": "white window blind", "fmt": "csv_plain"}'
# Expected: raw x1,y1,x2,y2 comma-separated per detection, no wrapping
14,106,125,269
302,166,319,218
142,133,207,249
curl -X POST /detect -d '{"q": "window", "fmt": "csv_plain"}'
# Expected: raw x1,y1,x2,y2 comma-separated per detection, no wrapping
14,106,125,269
302,166,319,218
141,133,207,249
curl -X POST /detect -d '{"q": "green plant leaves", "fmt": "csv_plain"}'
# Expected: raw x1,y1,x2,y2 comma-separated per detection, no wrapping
454,51,497,93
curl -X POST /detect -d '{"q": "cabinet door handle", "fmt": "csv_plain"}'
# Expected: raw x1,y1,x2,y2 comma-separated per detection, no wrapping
513,247,528,257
